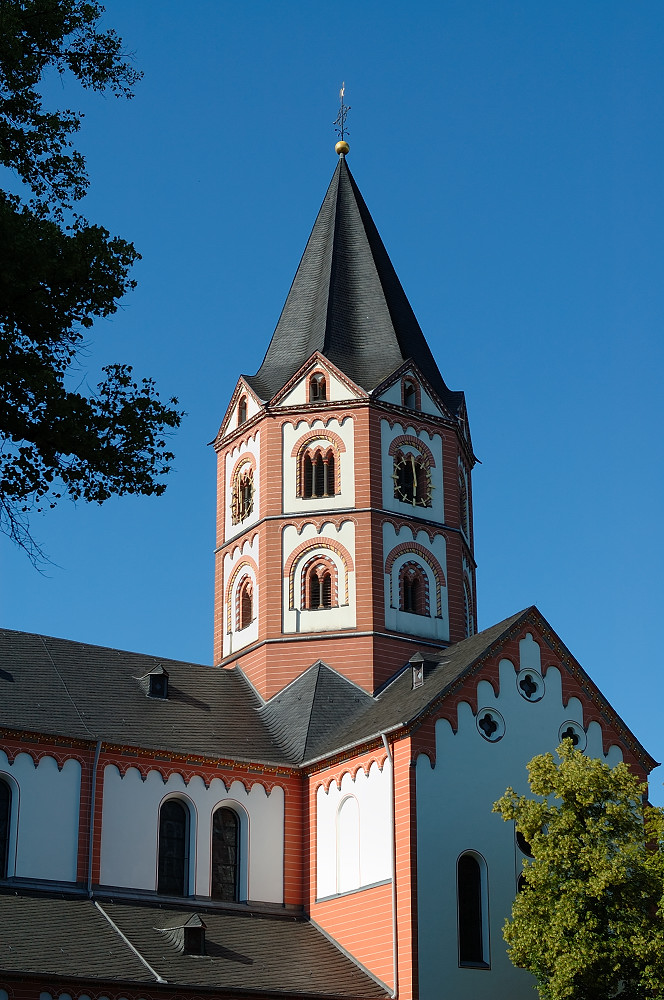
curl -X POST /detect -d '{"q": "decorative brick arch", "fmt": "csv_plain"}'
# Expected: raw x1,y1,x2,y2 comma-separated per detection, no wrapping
385,542,446,617
229,450,257,481
291,428,347,458
399,560,430,616
285,538,354,609
225,556,259,633
388,434,436,467
301,554,338,609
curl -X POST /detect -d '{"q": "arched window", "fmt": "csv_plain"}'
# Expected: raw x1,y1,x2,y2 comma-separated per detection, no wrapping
0,779,11,879
393,451,431,507
463,578,474,637
211,807,240,902
237,577,253,630
402,378,418,410
238,396,247,425
459,472,470,538
309,373,327,402
337,795,360,893
232,465,254,524
399,562,428,615
303,557,336,610
301,448,336,498
158,799,189,896
457,853,488,967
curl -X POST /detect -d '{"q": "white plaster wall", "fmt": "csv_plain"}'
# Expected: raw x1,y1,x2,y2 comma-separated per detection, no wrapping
282,417,355,513
380,420,444,523
316,761,392,899
278,369,358,406
0,751,80,882
416,633,623,1000
100,766,284,902
377,374,444,418
223,534,259,657
282,520,356,634
224,432,260,543
383,522,449,641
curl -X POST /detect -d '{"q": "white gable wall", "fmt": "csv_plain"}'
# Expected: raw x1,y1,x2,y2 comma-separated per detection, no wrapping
415,636,623,1000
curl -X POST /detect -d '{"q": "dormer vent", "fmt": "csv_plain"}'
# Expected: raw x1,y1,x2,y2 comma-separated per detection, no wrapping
157,912,206,955
410,652,425,690
143,664,169,699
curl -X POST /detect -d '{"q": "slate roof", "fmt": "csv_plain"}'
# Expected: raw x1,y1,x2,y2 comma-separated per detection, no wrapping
245,157,464,415
0,609,654,771
0,629,290,765
0,889,387,995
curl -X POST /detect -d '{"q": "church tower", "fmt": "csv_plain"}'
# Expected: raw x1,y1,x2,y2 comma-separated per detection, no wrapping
213,151,477,700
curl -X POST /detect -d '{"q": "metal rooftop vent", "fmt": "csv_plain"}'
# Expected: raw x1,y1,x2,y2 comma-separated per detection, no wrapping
136,663,169,699
157,912,206,955
410,652,425,690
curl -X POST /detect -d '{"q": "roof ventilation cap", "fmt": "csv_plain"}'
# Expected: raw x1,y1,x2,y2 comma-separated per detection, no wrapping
157,912,206,955
136,663,169,699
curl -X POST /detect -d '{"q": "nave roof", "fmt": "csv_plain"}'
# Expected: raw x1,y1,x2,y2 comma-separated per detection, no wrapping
0,887,386,995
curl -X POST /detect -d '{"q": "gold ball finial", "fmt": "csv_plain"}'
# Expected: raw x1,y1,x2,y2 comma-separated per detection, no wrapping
335,140,350,156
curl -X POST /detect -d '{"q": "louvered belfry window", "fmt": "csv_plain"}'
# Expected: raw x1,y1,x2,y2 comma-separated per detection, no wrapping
0,780,10,879
301,449,335,498
212,807,239,902
157,799,188,896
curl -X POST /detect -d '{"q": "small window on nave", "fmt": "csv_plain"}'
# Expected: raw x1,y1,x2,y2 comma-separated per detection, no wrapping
157,799,189,897
301,448,336,499
238,396,248,425
211,807,240,902
457,853,488,967
309,373,327,402
0,779,11,879
232,466,254,525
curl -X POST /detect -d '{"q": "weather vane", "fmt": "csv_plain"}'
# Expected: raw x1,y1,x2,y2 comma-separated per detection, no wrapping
334,82,351,144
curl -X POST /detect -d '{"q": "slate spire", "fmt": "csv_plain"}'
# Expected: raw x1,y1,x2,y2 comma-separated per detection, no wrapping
245,156,463,414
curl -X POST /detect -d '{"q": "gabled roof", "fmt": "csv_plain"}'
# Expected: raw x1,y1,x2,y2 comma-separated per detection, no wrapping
245,156,464,416
1,611,655,773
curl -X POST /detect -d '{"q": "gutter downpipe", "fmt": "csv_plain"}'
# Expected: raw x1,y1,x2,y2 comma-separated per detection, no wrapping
87,739,102,896
382,732,398,1000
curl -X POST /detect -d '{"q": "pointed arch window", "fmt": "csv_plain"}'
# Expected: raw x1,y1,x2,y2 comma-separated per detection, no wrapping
158,799,190,896
399,561,429,615
237,577,253,630
457,852,489,967
301,448,336,499
309,373,327,402
238,396,247,425
232,464,254,524
211,807,240,902
303,556,337,610
0,779,10,879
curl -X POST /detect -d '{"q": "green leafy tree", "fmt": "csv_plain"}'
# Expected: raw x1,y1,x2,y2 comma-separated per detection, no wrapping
494,741,664,999
0,0,182,559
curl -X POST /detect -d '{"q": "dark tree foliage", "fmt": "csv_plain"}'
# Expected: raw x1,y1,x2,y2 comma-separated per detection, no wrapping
0,0,182,559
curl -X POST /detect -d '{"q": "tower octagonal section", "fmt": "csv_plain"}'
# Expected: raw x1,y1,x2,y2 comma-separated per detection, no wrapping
213,158,476,699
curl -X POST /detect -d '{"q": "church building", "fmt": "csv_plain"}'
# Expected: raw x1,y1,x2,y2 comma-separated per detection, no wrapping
0,145,656,1000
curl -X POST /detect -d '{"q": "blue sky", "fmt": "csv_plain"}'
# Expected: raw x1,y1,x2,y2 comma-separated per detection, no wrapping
2,1,663,797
